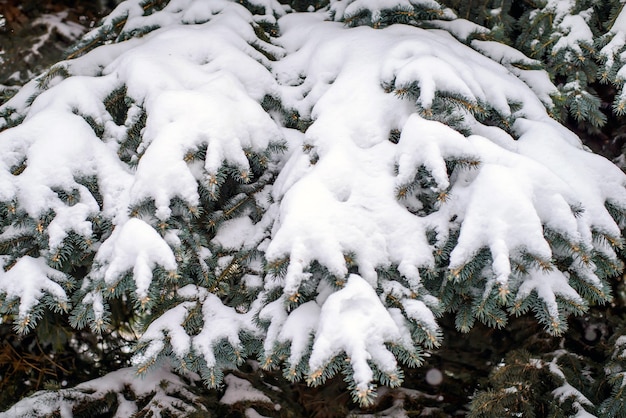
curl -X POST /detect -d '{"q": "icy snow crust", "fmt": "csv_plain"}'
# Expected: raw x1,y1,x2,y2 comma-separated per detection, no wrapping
0,0,625,407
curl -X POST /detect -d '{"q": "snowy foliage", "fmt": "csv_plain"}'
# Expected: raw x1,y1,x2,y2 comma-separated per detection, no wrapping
598,334,626,416
0,0,625,414
599,3,626,115
1,364,204,417
514,0,603,127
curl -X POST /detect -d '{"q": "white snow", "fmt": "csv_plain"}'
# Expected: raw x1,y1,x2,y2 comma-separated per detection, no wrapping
0,0,625,409
261,8,625,393
32,11,85,43
308,275,404,391
0,96,131,233
134,301,194,362
430,19,489,42
547,352,596,417
278,301,320,369
135,285,260,373
1,363,203,418
0,256,69,321
402,298,440,343
515,268,585,320
553,12,594,55
330,0,455,24
245,408,272,418
612,335,626,362
92,218,177,301
220,374,272,405
470,40,557,106
192,292,254,368
212,216,256,250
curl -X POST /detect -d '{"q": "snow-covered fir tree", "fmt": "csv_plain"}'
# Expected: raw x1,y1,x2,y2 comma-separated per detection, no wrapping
0,0,625,416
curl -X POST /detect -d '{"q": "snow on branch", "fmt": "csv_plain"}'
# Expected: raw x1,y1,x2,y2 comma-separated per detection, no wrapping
0,0,625,410
2,364,204,417
0,256,70,333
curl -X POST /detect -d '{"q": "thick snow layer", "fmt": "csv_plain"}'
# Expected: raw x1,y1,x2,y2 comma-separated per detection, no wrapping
212,216,257,250
261,10,625,391
0,0,285,324
308,275,404,389
446,134,572,279
430,19,488,41
553,12,594,54
131,70,280,216
92,218,177,301
134,285,260,372
0,99,131,233
278,300,320,368
0,256,69,321
192,292,254,368
516,268,585,319
134,301,194,362
470,40,557,106
0,0,625,406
